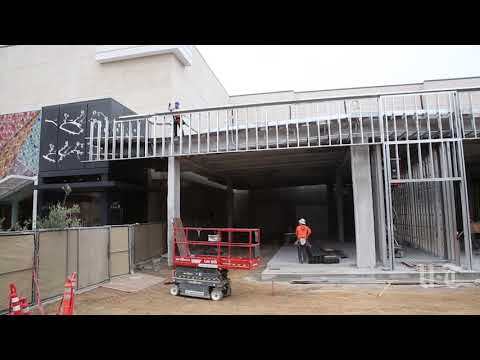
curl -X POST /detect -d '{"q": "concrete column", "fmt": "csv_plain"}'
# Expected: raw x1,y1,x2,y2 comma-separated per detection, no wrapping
11,200,19,228
248,188,255,227
335,170,345,243
327,183,335,238
351,146,376,268
167,157,181,267
226,179,233,227
370,145,387,267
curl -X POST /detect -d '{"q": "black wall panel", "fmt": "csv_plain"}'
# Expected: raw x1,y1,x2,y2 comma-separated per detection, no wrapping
39,106,60,172
85,99,112,169
56,103,87,170
39,98,136,175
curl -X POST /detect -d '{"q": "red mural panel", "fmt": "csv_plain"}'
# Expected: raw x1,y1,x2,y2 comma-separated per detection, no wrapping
0,111,40,179
0,111,38,151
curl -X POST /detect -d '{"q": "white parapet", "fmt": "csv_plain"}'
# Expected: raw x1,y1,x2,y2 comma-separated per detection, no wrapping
95,45,193,66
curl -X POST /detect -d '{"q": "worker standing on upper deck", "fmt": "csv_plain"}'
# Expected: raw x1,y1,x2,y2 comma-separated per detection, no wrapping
295,218,312,264
169,101,182,137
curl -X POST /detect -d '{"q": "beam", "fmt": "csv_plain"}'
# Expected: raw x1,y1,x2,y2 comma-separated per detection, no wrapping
182,172,228,191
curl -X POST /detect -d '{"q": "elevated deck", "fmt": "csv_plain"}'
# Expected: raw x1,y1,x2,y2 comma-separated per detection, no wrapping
84,89,480,161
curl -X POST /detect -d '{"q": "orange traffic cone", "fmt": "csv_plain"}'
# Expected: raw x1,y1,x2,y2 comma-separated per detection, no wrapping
8,284,30,315
57,272,77,315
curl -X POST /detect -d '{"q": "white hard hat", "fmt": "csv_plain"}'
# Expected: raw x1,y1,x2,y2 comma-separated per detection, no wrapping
299,218,306,225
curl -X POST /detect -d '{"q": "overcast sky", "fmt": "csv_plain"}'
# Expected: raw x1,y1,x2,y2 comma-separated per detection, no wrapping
196,46,480,95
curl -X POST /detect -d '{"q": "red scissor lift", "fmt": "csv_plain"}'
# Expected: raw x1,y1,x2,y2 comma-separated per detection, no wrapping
171,226,261,301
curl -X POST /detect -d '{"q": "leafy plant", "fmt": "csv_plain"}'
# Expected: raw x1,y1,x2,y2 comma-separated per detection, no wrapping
37,203,82,229
36,184,82,229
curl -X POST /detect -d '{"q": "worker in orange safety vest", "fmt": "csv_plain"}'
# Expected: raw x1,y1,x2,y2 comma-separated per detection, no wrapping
295,218,312,264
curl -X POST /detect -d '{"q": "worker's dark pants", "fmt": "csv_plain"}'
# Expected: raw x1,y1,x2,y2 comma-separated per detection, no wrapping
173,121,180,137
297,244,309,264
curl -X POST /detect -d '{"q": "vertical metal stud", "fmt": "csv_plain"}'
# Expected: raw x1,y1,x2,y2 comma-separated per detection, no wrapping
162,115,166,157
128,121,132,159
359,101,364,144
153,116,157,157
89,121,94,161
216,111,220,153
276,106,280,149
97,121,102,160
112,121,116,160
256,107,259,150
245,108,249,151
144,117,149,158
469,93,476,138
226,110,229,152
286,105,290,148
207,111,211,153
136,119,140,158
104,118,109,160
120,122,124,159
197,112,201,154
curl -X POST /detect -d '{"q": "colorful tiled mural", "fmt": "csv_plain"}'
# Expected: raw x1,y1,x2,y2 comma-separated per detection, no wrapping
0,111,41,179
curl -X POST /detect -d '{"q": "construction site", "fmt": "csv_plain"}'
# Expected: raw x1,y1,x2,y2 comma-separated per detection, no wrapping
1,45,480,315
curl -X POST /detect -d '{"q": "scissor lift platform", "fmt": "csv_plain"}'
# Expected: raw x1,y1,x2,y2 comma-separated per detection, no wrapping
170,226,261,301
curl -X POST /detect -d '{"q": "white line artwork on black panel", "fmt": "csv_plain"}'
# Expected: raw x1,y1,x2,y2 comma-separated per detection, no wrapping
57,140,85,162
42,144,57,163
70,141,85,160
44,118,58,127
59,110,85,135
91,110,110,136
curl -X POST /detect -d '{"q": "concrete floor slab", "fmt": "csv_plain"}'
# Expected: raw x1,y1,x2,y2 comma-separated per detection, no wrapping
262,244,480,281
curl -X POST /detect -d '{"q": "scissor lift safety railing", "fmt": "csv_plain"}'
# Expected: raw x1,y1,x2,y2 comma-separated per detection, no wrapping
173,227,261,271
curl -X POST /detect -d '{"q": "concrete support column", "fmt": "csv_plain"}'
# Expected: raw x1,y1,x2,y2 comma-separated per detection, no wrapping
335,170,345,243
351,146,376,268
248,188,255,227
167,157,181,267
226,179,233,228
370,145,387,267
11,200,19,228
327,183,335,238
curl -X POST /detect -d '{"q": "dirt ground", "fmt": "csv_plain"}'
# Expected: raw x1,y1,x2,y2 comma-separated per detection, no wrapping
40,246,480,315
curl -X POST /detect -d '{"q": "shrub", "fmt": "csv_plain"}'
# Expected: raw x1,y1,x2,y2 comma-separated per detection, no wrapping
37,203,82,229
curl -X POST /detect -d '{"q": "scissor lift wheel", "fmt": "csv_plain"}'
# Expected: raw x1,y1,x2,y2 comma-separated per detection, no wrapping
210,288,224,301
170,284,180,296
